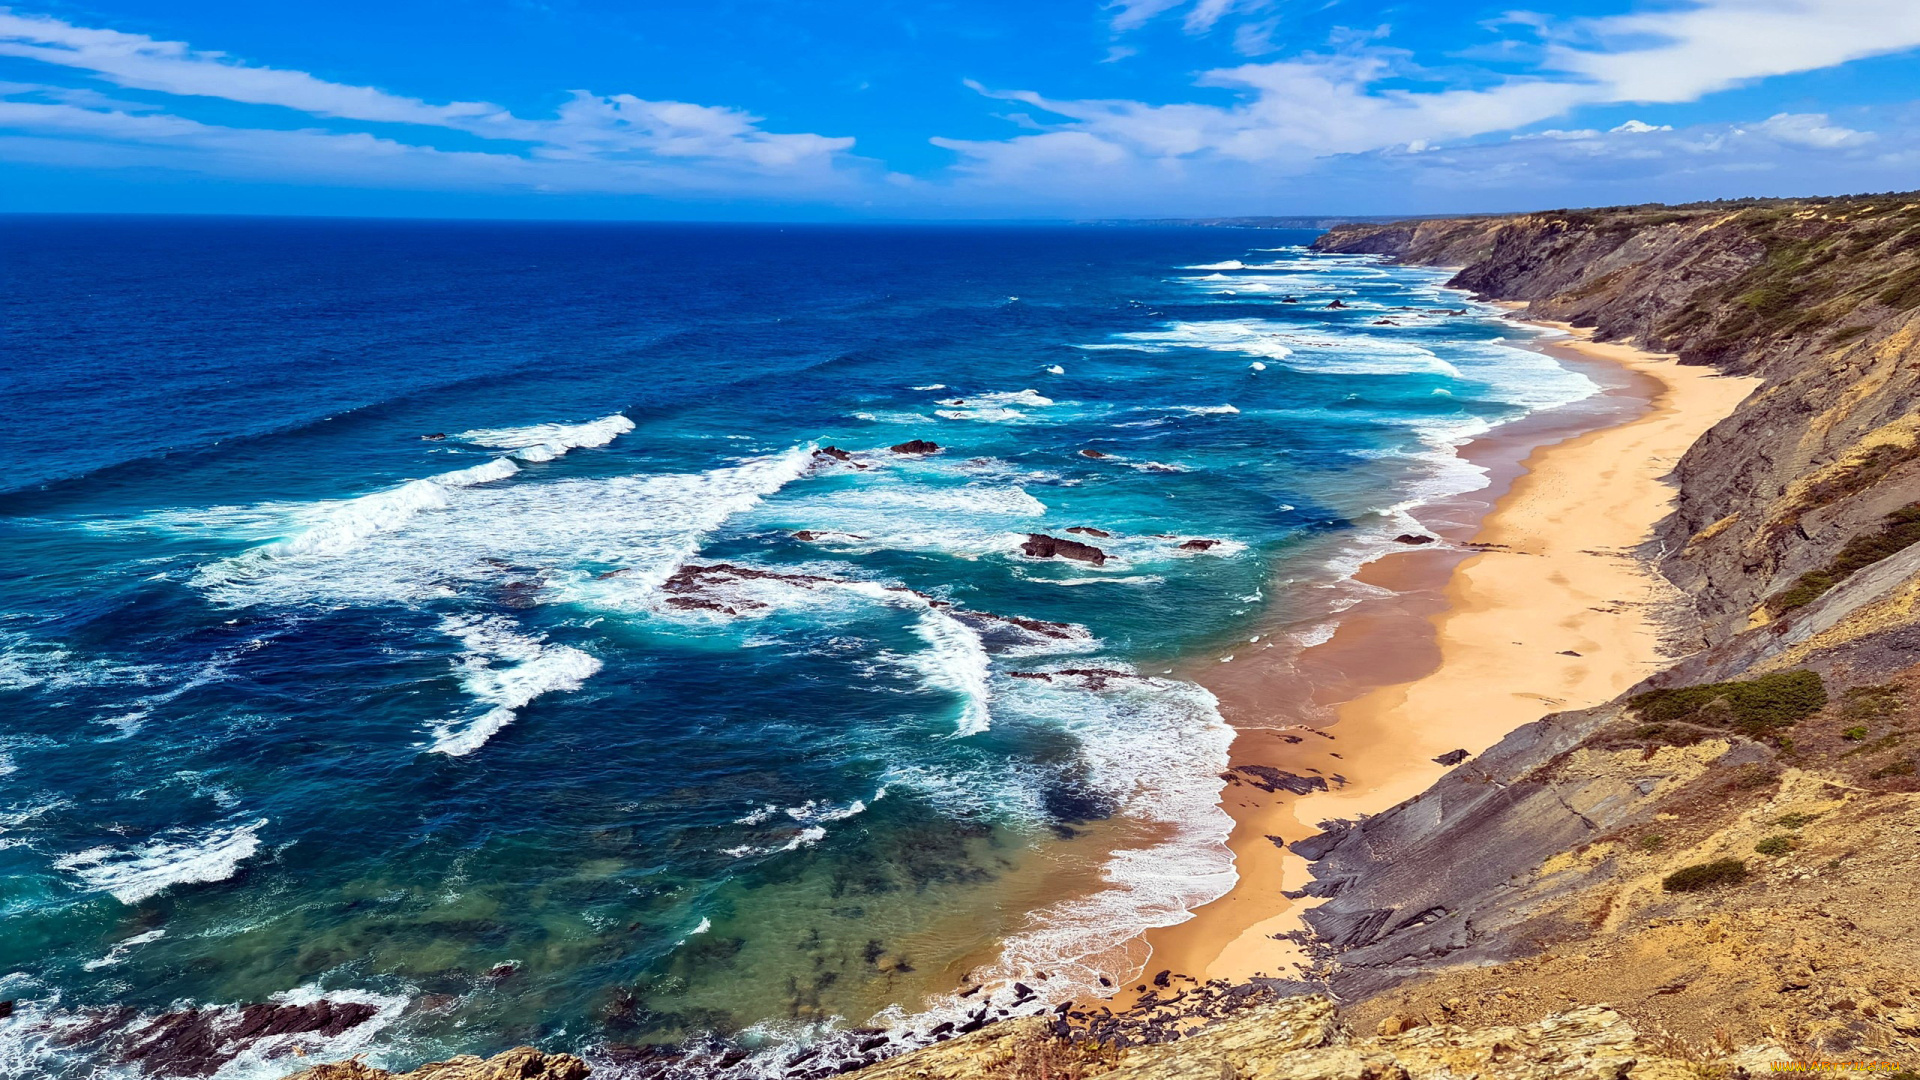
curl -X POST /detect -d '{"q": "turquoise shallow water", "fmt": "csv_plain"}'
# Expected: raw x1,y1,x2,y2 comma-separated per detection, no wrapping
0,220,1592,1076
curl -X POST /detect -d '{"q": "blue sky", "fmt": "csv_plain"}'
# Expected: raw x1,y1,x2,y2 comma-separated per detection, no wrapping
3,0,1919,218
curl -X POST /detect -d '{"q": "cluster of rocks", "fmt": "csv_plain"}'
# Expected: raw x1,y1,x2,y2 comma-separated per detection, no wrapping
33,999,380,1079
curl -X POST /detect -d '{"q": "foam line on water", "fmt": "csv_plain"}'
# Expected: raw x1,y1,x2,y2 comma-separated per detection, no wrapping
457,413,635,462
429,614,602,756
53,817,268,905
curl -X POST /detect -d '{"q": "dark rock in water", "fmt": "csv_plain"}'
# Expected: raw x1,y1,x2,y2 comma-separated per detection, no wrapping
485,962,520,980
595,568,631,579
856,1036,889,1052
814,446,852,461
928,1021,955,1037
1066,526,1112,538
1433,749,1470,766
420,433,446,441
889,439,940,454
111,1000,380,1078
1178,539,1219,551
1080,449,1109,459
0,999,12,1019
1234,764,1329,795
1021,534,1107,565
1326,299,1348,309
792,531,818,541
1152,970,1171,988
1373,318,1398,325
1008,671,1053,681
1394,534,1437,545
950,610,1086,644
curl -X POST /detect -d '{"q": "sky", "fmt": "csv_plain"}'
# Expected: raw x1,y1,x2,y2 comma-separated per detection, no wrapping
2,0,1920,219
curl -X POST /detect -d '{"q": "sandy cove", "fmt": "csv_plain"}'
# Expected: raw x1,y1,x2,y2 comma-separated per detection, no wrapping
1132,321,1762,990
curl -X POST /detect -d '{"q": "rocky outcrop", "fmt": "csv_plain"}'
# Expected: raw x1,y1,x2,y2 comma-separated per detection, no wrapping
847,993,1745,1080
889,440,940,455
1020,534,1108,565
285,1046,588,1080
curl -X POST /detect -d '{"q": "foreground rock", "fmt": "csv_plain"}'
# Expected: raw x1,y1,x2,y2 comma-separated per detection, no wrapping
846,993,1733,1080
889,439,940,455
1020,534,1107,565
286,1046,588,1080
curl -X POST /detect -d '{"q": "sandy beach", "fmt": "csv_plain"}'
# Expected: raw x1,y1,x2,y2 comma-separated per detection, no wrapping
1133,319,1762,989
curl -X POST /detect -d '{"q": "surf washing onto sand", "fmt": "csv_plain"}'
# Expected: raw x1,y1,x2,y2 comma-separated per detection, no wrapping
1,221,1598,1077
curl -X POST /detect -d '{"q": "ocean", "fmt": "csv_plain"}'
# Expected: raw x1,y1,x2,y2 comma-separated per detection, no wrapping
0,218,1594,1077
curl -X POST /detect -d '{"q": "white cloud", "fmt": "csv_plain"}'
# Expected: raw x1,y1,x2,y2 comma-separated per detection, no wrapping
1749,111,1876,148
946,0,1920,185
0,10,858,194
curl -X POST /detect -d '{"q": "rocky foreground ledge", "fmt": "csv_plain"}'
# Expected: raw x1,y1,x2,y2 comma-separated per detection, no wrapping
287,1046,587,1080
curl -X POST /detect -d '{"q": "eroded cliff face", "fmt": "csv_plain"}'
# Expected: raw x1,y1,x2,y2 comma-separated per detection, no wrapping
1319,199,1920,644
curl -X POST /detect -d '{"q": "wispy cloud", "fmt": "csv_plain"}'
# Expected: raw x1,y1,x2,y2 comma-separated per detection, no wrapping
946,0,1920,183
0,9,862,195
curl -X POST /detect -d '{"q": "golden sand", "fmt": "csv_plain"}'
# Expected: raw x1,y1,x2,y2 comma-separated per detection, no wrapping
1132,323,1762,987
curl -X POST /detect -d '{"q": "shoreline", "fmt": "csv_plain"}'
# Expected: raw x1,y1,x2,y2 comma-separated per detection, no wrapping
1130,317,1761,989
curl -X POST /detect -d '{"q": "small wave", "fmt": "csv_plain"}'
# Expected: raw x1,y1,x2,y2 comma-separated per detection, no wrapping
430,615,601,756
82,928,167,971
457,413,635,462
54,818,268,904
907,608,993,736
1182,260,1245,270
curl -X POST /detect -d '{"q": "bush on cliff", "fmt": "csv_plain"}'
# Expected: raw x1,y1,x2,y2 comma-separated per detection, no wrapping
1768,504,1920,614
1627,670,1826,737
1662,858,1749,893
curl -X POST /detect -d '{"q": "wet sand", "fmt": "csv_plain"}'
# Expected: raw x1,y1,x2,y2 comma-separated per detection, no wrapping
1131,320,1762,989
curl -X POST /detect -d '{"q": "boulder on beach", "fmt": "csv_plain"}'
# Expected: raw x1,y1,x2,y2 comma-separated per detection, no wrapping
1021,534,1107,565
889,439,940,455
1394,534,1437,545
1433,749,1470,766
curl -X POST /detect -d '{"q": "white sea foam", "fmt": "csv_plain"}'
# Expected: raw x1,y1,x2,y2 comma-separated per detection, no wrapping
430,615,601,756
197,445,817,610
54,818,268,904
457,413,635,462
907,609,993,736
82,928,167,971
867,672,1236,1046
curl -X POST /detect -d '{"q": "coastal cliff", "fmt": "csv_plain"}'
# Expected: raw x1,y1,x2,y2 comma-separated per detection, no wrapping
285,199,1920,1079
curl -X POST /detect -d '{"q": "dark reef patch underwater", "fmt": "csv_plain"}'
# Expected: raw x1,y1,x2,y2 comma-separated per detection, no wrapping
0,218,1593,1077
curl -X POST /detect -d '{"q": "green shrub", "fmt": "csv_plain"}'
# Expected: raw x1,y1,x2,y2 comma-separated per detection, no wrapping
1769,505,1920,613
1841,683,1905,722
1663,858,1749,893
1627,670,1827,737
1842,730,1909,758
1772,812,1821,829
1754,835,1797,856
1638,833,1668,852
1843,726,1870,741
1869,758,1916,780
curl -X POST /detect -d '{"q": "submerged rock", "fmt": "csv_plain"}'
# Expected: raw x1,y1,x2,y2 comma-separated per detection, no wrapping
889,439,940,455
1079,449,1109,459
1020,534,1107,565
1178,539,1219,551
1065,526,1112,538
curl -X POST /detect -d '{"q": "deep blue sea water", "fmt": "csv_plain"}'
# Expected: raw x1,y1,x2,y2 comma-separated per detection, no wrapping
0,219,1593,1077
